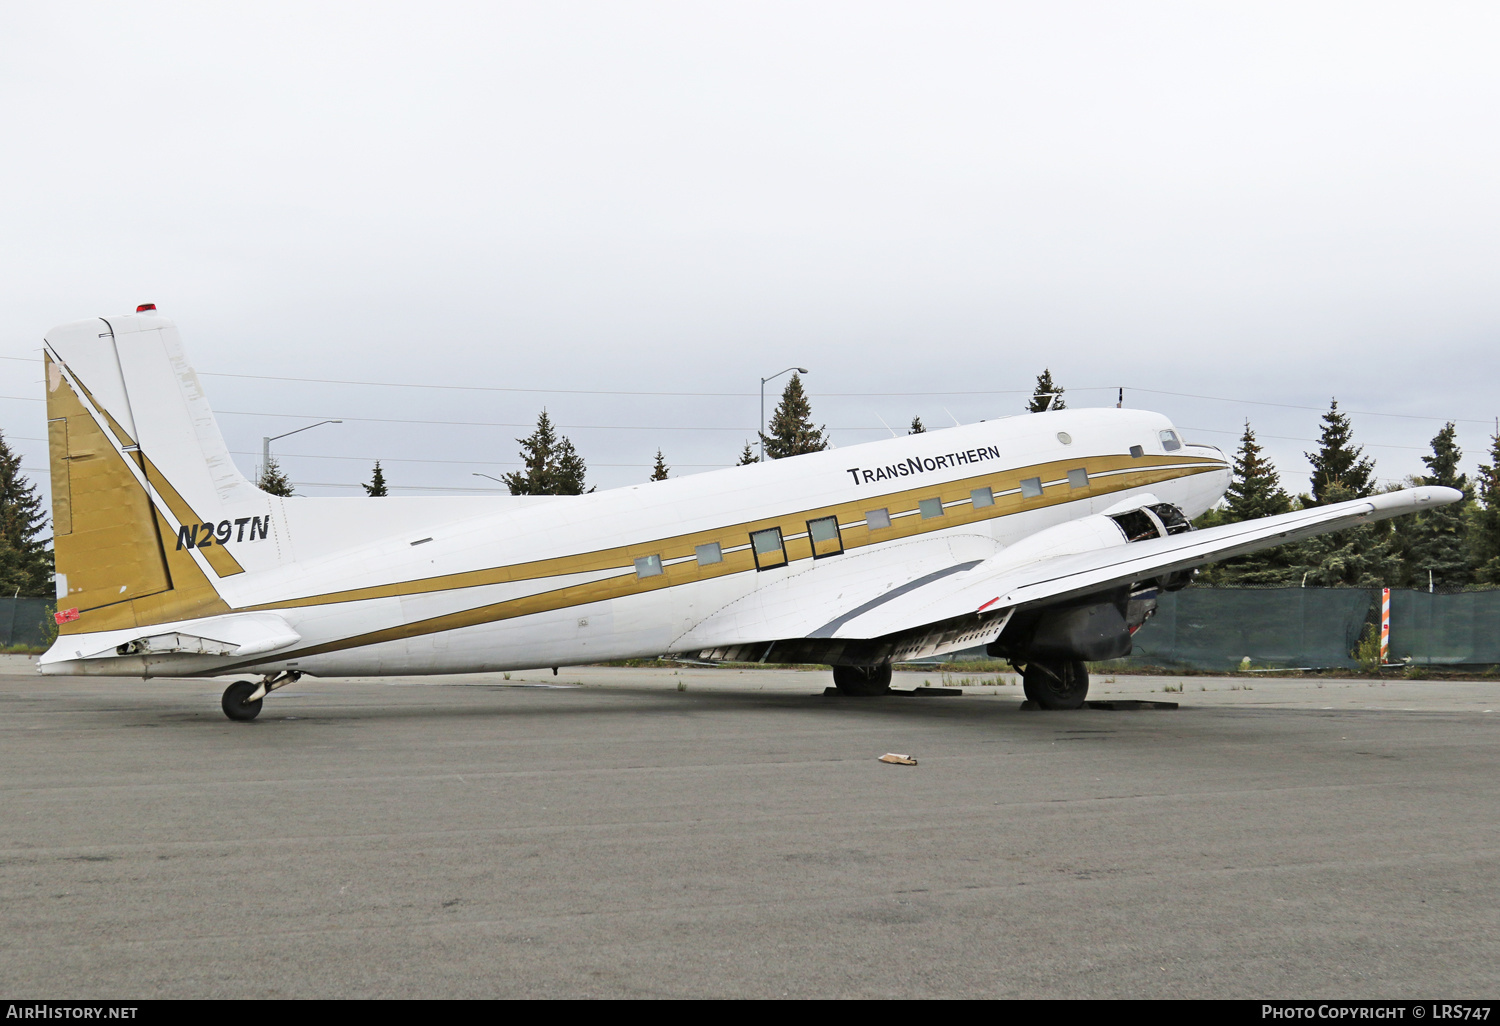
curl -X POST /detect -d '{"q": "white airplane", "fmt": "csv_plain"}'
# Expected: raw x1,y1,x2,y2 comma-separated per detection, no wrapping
38,309,1461,720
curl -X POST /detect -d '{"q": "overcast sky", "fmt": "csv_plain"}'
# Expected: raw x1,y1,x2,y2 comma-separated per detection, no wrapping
2,1,1498,502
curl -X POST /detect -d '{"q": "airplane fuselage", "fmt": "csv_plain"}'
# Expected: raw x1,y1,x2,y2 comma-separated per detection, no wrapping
43,403,1228,679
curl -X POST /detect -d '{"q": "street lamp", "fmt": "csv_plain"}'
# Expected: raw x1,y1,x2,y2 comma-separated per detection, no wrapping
760,366,809,462
261,420,342,479
472,473,506,487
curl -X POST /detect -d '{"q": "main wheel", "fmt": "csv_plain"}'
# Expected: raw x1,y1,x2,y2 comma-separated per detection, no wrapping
831,662,893,696
1022,660,1089,710
221,680,263,721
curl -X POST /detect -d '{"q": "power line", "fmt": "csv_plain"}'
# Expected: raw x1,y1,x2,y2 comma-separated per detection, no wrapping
236,450,729,469
216,410,759,431
294,482,514,493
200,369,1060,399
2,350,1495,423
0,355,1048,398
1127,387,1496,427
1178,425,1430,452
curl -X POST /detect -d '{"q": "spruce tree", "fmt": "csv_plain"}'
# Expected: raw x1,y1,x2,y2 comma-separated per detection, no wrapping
760,374,828,459
1196,423,1299,585
736,442,758,466
1291,481,1401,587
361,461,388,496
551,438,590,494
257,456,294,497
1400,423,1472,588
1305,399,1374,505
909,416,925,434
503,411,591,495
649,449,669,481
1224,423,1293,521
0,431,53,597
1469,431,1500,583
1027,370,1065,412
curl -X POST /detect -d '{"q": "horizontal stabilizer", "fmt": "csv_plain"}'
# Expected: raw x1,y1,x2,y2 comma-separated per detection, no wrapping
45,612,301,663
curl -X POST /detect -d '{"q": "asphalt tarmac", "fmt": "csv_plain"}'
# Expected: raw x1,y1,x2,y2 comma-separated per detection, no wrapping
2,657,1497,999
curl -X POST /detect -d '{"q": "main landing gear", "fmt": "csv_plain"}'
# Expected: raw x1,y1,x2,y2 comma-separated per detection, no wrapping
831,662,893,696
1019,659,1089,710
221,671,301,721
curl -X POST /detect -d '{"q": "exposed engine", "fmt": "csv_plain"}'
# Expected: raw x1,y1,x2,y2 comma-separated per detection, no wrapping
986,500,1194,664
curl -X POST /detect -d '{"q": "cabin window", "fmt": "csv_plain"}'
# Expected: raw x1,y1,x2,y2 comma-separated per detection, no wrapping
1109,509,1160,543
919,497,944,519
807,516,843,558
1159,429,1183,452
971,486,994,508
1067,468,1089,490
1129,445,1145,458
695,542,723,566
750,527,788,570
634,554,664,578
1020,477,1043,498
866,508,891,530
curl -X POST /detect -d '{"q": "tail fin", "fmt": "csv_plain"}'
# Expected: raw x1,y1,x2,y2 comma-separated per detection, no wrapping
45,311,273,635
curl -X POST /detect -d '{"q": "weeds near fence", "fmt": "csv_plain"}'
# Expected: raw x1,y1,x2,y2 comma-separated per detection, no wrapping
1352,623,1382,673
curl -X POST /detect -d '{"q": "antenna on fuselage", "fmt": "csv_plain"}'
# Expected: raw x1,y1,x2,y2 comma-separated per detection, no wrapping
873,413,899,438
1117,387,1124,408
942,407,961,427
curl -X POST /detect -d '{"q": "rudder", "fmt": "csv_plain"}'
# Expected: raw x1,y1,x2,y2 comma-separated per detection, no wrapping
44,311,273,634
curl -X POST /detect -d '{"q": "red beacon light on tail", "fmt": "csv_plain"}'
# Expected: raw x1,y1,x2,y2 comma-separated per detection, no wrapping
136,303,156,313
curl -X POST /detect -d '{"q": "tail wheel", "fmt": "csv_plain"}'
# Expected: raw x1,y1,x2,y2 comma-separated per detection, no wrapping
1022,660,1089,710
221,680,263,722
831,662,893,696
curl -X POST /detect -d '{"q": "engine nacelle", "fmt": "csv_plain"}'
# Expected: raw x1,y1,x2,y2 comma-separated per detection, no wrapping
989,586,1136,663
984,499,1194,664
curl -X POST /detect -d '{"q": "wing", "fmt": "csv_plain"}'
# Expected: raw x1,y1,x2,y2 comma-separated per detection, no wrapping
677,486,1461,664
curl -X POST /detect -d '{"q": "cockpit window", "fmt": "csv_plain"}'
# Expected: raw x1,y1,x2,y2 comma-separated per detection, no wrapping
1159,429,1183,452
1109,509,1160,543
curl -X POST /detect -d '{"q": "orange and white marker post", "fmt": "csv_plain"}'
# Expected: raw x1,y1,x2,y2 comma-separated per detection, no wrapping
1380,587,1391,666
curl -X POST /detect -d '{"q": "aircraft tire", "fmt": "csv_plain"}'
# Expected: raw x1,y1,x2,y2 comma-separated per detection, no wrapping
221,680,264,722
1022,660,1089,710
831,662,893,696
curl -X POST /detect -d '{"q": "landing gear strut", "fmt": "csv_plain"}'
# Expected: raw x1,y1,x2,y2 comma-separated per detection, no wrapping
831,662,892,696
1021,659,1089,710
220,671,301,722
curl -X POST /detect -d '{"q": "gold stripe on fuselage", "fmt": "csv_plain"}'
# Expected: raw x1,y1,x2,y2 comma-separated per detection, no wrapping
214,455,1223,669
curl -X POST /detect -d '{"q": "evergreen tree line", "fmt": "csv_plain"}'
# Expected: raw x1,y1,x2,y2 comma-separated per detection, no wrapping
1018,369,1494,590
10,367,1487,595
1198,402,1500,589
509,373,834,490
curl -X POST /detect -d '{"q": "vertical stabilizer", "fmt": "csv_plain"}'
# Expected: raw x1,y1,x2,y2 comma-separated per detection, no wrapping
43,311,274,634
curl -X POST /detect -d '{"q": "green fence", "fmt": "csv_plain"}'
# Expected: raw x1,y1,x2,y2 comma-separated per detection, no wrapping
1124,587,1376,671
0,597,55,649
1387,589,1500,666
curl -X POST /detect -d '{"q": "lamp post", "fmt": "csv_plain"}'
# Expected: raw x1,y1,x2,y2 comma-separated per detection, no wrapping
472,473,506,488
261,420,342,480
759,366,809,462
